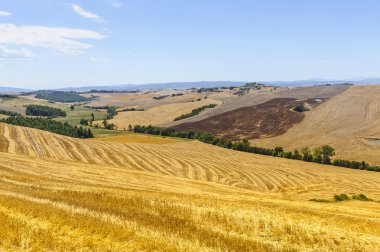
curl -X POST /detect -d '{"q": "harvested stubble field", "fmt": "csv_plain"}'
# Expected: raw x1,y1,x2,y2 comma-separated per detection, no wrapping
165,85,350,127
0,123,379,251
254,85,380,166
173,98,324,140
93,132,188,144
107,99,221,128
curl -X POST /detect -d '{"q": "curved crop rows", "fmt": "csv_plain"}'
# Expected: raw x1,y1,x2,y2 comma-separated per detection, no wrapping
0,151,379,251
0,123,379,199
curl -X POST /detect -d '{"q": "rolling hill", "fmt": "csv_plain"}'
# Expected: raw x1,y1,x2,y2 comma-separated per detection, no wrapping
165,84,350,127
0,122,379,198
173,98,321,140
107,99,221,129
254,85,380,166
0,123,379,250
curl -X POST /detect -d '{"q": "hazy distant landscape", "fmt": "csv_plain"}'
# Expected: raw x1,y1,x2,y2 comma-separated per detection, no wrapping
1,1,380,251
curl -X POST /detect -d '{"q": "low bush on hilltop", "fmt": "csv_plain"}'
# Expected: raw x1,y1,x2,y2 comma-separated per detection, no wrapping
293,104,309,112
352,194,372,201
334,194,350,202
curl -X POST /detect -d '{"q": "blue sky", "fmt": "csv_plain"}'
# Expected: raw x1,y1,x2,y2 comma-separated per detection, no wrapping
1,0,380,88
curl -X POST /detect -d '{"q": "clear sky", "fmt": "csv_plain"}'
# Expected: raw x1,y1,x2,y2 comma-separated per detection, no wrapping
1,0,380,89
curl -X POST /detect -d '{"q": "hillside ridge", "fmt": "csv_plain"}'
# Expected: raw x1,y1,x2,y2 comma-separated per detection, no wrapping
0,122,379,199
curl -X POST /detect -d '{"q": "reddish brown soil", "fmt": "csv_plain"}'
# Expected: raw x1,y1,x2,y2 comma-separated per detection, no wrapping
173,98,325,140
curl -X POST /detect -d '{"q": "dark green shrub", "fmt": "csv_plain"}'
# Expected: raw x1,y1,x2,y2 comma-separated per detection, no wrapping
309,198,330,203
334,194,350,202
352,194,372,201
293,104,309,112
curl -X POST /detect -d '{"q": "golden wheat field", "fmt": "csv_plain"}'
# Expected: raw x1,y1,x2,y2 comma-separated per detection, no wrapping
0,123,379,251
93,132,187,144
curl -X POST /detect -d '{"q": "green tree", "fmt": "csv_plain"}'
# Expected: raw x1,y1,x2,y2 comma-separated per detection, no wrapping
320,145,335,164
273,147,284,157
102,120,108,127
301,147,313,162
293,149,302,160
313,147,323,163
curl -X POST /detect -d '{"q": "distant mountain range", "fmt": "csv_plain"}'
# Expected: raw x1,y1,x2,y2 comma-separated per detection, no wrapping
263,77,380,87
57,81,246,92
0,86,32,93
1,78,380,93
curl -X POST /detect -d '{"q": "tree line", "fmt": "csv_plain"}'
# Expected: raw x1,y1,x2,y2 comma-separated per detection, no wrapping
174,104,217,121
132,125,380,172
83,105,118,119
84,105,117,110
0,94,18,100
153,95,169,100
106,106,118,119
121,108,144,112
26,105,67,117
0,109,21,117
87,90,139,93
31,91,93,103
0,116,93,138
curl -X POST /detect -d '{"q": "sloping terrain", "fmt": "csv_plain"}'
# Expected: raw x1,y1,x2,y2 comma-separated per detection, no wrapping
93,133,188,144
254,85,380,166
1,151,379,251
165,85,350,127
0,123,379,250
107,99,221,128
173,98,324,140
0,123,379,199
0,124,380,251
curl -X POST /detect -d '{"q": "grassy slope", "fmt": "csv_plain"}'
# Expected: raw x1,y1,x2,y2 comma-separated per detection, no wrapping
254,85,380,166
0,96,107,125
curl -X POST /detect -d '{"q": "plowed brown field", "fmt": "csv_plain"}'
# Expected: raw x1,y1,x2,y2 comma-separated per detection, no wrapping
254,85,380,166
173,98,324,140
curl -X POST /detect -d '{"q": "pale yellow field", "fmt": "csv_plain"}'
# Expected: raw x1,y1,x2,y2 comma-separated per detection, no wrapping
107,99,222,128
254,85,380,166
0,123,379,251
83,92,161,106
94,132,187,144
